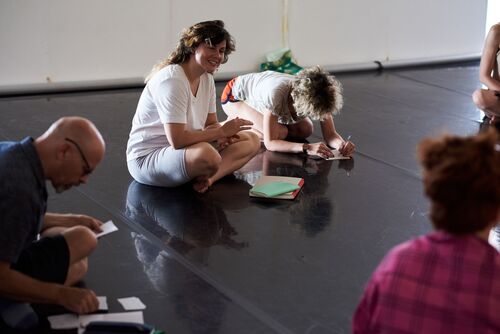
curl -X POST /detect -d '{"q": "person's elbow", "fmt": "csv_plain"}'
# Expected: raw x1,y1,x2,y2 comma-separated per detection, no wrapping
169,141,184,150
263,139,280,152
478,73,490,86
166,135,186,150
263,138,272,151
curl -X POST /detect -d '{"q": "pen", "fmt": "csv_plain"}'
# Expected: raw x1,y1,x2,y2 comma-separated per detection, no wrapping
344,135,352,177
341,135,351,151
341,135,352,159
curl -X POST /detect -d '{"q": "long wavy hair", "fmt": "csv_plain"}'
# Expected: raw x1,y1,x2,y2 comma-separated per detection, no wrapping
145,20,235,82
417,129,500,234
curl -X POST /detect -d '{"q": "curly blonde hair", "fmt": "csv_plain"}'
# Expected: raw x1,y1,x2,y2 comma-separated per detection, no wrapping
145,20,235,82
417,129,500,234
290,66,343,120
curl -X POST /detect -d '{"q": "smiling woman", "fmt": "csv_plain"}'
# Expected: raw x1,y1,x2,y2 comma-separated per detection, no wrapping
145,20,235,82
126,20,260,193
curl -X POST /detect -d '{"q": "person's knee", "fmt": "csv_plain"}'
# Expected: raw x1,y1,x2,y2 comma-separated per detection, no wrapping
278,125,289,140
246,131,260,153
77,226,98,255
243,131,261,154
64,226,98,259
293,121,314,138
472,89,485,109
473,89,490,110
193,144,222,174
287,118,314,139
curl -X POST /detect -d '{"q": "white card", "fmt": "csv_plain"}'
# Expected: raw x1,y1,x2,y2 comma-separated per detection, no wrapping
48,313,79,329
117,296,146,310
325,149,351,160
96,220,118,238
97,296,108,311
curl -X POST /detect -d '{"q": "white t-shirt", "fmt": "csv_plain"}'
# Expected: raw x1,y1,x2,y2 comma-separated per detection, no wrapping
126,64,216,160
232,71,302,125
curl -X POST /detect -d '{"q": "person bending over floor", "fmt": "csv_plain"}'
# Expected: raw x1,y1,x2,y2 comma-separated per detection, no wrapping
221,66,355,159
0,117,105,316
126,20,260,193
473,22,500,123
353,129,500,334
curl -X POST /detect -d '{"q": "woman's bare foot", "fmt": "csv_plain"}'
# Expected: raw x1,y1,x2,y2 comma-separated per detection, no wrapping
193,176,212,193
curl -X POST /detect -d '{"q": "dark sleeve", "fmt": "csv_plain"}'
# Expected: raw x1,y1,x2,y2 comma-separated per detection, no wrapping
0,172,39,264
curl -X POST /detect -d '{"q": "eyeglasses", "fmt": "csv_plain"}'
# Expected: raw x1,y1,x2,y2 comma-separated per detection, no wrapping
65,137,92,176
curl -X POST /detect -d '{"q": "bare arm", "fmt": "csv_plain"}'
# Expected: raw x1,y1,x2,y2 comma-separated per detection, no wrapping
479,24,500,91
204,112,220,129
164,114,252,150
320,114,344,149
0,262,98,314
262,110,335,158
43,213,102,233
320,114,355,156
262,110,304,153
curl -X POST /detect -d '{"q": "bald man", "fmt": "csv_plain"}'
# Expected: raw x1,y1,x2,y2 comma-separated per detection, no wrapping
0,117,105,318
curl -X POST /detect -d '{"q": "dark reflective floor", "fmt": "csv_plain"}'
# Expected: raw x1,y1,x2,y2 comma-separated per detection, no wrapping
0,61,494,333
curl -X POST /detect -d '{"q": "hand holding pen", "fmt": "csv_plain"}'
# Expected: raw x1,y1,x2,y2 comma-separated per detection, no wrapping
339,135,356,156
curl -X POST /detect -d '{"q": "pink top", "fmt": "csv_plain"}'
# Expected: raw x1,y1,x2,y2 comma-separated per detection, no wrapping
353,231,500,334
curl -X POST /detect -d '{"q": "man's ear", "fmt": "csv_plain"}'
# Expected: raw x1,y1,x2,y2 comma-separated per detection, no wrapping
56,142,70,161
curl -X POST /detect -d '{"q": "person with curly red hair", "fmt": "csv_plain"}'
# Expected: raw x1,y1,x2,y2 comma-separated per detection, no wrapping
353,129,500,334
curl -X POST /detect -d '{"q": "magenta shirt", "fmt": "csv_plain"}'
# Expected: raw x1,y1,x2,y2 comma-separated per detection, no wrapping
353,231,500,334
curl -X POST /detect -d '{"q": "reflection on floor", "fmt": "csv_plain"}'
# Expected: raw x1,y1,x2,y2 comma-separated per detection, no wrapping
1,61,496,333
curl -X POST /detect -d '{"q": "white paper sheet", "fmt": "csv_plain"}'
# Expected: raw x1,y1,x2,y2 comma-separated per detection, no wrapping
117,296,146,310
325,149,351,160
47,313,79,329
97,296,108,311
96,220,118,238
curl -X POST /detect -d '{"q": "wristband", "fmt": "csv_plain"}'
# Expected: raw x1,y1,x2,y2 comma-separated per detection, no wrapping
302,143,310,155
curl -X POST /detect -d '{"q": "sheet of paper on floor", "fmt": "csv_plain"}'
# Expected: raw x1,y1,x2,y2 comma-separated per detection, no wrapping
118,296,146,310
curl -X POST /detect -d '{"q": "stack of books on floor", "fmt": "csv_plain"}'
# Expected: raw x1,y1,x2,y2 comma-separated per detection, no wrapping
249,175,304,200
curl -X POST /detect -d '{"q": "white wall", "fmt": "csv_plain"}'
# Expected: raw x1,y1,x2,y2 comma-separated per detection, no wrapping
486,0,500,34
288,0,486,69
0,0,487,93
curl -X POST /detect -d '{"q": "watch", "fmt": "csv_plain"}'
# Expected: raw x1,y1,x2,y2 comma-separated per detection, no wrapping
302,143,310,155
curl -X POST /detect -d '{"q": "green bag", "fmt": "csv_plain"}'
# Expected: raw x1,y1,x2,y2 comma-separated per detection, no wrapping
260,48,303,75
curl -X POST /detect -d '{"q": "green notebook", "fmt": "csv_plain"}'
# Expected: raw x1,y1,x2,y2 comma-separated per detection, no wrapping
250,181,300,198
